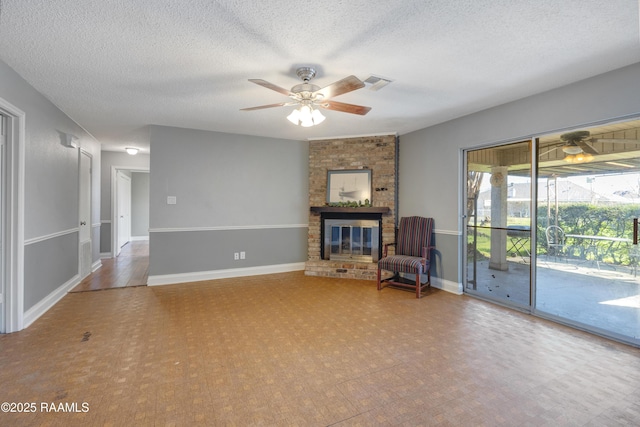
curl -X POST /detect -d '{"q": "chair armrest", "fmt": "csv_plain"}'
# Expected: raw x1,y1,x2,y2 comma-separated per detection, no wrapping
421,245,435,260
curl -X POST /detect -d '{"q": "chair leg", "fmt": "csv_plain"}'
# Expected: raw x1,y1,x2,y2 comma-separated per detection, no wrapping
377,267,382,291
416,267,421,299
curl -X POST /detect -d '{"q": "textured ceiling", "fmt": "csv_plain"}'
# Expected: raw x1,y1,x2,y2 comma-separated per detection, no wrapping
0,0,639,153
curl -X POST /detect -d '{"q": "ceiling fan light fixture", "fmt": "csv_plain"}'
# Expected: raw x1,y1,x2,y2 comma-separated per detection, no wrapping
564,152,593,164
287,105,325,127
286,109,300,125
562,145,583,155
311,108,325,124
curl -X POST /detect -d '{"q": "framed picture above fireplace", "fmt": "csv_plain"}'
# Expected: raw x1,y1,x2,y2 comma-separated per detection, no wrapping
326,169,372,204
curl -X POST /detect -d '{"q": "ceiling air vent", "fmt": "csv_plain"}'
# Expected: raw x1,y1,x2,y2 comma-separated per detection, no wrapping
364,75,393,91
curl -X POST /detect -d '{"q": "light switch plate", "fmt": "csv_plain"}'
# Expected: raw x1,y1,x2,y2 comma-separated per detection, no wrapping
167,196,177,205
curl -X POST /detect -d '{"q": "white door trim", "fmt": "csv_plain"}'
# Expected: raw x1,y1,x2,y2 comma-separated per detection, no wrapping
0,97,25,333
78,149,92,279
116,171,131,253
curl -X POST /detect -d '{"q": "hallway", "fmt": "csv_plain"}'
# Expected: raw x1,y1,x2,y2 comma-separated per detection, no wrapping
70,241,149,292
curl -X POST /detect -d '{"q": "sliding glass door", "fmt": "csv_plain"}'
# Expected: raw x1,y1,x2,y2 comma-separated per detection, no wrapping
465,140,532,309
464,118,640,346
536,120,640,345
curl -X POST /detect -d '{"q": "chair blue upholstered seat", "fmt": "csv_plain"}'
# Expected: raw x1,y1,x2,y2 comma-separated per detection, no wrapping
377,216,434,298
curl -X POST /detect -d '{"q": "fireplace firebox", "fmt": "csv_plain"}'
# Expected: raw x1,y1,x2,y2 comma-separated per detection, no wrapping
323,219,380,263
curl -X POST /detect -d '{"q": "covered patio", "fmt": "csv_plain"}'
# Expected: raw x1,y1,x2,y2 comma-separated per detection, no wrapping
466,118,640,346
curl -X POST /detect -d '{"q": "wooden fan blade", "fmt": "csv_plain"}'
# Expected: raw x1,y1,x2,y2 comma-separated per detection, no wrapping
539,146,559,157
314,75,365,99
593,138,640,143
248,79,292,96
319,100,371,115
576,140,599,155
240,102,295,111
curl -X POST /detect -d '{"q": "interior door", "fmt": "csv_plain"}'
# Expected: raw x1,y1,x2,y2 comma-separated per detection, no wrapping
465,140,533,309
79,150,92,279
116,171,131,253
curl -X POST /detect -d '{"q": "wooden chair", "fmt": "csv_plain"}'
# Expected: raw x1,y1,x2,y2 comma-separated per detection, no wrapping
377,216,434,298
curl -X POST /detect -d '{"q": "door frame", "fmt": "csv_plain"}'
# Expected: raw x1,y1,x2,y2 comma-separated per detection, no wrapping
110,165,149,258
0,97,25,333
461,139,536,312
116,171,131,253
78,149,92,279
460,114,640,347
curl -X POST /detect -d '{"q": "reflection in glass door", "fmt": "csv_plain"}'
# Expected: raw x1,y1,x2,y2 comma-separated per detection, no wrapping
536,121,640,346
465,140,532,309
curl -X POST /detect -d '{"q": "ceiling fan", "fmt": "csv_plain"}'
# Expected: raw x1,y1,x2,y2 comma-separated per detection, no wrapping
240,67,371,126
539,130,640,158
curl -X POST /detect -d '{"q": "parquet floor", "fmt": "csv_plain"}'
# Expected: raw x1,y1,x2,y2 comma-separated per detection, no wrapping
1,261,639,425
70,241,149,292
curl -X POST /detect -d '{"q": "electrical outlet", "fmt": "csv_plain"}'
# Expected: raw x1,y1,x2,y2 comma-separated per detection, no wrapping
234,252,239,260
240,251,245,260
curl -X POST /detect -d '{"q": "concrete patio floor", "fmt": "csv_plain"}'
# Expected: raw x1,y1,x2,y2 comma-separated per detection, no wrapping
467,255,640,345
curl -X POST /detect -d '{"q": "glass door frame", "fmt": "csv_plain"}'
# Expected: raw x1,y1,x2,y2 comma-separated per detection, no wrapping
461,115,640,348
461,138,538,313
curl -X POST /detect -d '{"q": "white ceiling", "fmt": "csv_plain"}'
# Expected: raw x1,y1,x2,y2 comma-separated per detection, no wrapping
0,0,639,154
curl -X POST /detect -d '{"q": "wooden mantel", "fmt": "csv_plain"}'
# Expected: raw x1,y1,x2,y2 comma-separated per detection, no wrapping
310,206,391,214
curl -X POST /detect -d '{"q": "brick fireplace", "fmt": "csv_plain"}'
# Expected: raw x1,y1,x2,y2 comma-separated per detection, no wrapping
305,134,397,280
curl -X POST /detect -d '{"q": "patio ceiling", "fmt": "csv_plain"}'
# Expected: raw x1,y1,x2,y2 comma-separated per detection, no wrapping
468,119,640,178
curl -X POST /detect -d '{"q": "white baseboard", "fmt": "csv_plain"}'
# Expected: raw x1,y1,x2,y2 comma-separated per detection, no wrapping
147,262,306,286
91,260,102,272
23,274,80,329
400,273,463,295
100,252,112,259
131,236,149,241
432,277,463,295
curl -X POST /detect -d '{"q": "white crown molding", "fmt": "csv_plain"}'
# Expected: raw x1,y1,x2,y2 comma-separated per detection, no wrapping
307,132,398,141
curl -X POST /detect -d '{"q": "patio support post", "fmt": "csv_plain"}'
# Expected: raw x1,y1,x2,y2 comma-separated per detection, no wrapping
489,166,509,271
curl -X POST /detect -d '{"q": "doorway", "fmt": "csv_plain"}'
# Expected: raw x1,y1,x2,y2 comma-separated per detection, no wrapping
535,120,640,345
116,171,131,253
464,118,640,346
111,166,149,258
79,150,92,279
465,140,533,310
0,98,25,334
0,114,5,333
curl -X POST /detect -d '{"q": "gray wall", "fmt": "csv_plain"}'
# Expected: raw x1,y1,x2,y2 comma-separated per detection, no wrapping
100,151,150,253
399,62,640,288
0,58,101,311
149,125,308,277
131,172,150,238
